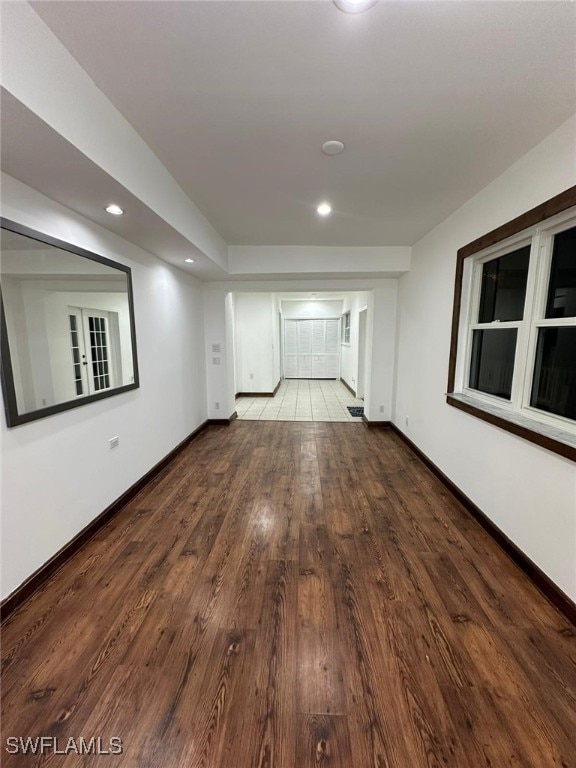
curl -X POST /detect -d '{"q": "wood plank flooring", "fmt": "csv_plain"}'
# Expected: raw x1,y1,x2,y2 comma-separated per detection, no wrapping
2,422,575,767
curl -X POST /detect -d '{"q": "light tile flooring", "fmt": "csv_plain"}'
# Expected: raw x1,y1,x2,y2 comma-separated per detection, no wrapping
236,379,365,422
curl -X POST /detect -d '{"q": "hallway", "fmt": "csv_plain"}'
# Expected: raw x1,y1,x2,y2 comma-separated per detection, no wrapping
1,422,574,767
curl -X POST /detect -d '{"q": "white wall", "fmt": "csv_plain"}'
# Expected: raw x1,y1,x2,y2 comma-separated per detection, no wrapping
340,292,370,395
394,115,576,601
280,299,343,319
1,174,207,600
234,293,279,393
202,287,236,419
272,295,281,387
364,282,398,421
228,245,410,278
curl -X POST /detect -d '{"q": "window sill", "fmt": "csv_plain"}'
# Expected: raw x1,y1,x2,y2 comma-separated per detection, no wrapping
446,392,576,462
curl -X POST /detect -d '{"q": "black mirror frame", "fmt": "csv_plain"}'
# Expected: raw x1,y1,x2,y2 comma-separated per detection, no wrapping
0,217,140,427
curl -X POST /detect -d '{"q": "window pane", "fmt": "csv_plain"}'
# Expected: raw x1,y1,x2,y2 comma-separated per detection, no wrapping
530,327,576,421
546,226,576,319
469,328,517,400
478,246,530,323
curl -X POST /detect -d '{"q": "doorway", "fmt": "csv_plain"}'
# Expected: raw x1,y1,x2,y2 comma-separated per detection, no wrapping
357,307,367,400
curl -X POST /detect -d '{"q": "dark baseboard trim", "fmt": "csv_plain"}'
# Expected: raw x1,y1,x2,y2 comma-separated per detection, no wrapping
362,416,391,429
389,423,576,626
236,393,273,398
208,414,237,425
236,379,281,399
0,419,211,624
236,392,272,398
340,377,356,397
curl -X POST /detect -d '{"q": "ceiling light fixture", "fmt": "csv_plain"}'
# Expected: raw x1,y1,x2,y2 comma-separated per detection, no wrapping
333,0,378,13
317,202,332,216
105,204,124,215
322,140,345,156
185,258,195,263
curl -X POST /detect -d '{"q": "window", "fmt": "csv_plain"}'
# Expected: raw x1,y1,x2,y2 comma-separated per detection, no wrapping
447,187,576,461
531,327,576,420
342,311,351,345
469,327,517,400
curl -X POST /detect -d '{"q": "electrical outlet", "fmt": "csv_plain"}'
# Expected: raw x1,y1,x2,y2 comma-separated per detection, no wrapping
379,405,384,413
405,416,409,426
250,373,254,380
109,436,119,449
215,402,220,410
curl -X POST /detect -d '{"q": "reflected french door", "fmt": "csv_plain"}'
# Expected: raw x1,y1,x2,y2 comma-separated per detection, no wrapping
68,308,114,396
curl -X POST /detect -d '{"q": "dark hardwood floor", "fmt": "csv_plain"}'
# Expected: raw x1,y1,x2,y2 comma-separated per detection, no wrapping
2,422,575,767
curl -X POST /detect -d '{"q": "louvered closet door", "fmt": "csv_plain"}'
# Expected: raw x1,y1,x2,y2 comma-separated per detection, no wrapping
311,320,325,377
283,319,299,378
325,319,340,378
297,320,312,377
283,318,340,379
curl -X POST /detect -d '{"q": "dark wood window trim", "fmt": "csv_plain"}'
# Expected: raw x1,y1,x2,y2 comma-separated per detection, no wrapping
447,186,576,463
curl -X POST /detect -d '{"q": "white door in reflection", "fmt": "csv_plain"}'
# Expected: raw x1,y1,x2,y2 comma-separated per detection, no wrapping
68,307,120,397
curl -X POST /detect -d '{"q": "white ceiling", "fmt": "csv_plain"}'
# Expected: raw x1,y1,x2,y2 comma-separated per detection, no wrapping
29,0,576,248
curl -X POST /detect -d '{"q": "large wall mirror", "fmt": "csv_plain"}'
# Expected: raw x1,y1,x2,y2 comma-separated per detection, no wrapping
1,218,139,427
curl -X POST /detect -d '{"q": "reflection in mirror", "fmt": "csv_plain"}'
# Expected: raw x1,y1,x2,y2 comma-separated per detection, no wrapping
1,220,139,426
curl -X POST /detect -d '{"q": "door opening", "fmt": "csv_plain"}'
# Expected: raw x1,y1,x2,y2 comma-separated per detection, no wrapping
357,307,367,400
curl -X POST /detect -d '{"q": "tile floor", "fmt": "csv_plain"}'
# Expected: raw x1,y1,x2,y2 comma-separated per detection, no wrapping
235,379,365,422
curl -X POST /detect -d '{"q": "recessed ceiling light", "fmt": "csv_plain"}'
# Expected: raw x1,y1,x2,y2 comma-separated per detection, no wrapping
333,0,378,13
322,140,345,156
317,202,332,216
105,204,124,215
185,258,195,263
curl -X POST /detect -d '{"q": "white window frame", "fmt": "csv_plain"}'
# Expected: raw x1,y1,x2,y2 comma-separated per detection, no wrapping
456,206,576,438
342,311,351,345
